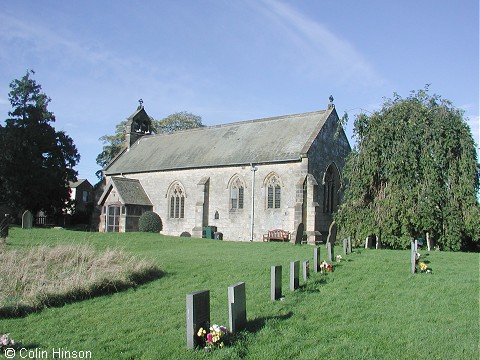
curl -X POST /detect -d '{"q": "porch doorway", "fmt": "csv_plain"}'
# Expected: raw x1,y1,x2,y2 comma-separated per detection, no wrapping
107,205,120,232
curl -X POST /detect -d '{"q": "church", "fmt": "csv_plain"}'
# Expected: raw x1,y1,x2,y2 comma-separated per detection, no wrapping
98,100,351,244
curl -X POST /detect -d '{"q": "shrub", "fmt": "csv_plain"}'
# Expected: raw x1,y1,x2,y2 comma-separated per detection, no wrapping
138,211,162,233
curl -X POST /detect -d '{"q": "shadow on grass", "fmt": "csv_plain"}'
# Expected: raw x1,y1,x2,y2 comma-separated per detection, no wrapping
226,312,293,357
0,267,166,319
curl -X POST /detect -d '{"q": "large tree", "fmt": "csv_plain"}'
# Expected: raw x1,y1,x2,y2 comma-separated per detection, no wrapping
0,70,80,215
336,88,479,251
96,111,204,177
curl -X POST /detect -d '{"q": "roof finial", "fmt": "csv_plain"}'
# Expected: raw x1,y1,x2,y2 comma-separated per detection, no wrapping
138,98,144,110
328,95,335,109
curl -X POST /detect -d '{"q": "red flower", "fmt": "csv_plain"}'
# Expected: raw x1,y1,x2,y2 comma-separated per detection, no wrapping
207,333,213,343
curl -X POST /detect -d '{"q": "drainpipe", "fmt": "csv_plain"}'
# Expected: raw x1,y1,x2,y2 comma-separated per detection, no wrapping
250,163,257,241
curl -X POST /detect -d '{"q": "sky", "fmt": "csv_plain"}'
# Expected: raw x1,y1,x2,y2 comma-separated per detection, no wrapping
0,0,478,185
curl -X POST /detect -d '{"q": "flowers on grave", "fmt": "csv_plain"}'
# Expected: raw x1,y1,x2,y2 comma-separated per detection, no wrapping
0,334,15,349
415,253,432,273
335,255,344,262
197,324,228,351
320,260,333,272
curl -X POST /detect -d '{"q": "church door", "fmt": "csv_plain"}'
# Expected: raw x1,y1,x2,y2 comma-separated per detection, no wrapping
107,205,120,232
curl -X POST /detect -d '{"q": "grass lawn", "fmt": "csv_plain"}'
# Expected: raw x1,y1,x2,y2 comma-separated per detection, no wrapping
1,228,479,359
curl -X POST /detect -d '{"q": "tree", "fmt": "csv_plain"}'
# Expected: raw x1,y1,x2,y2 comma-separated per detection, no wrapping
0,70,80,216
336,88,479,251
96,111,204,178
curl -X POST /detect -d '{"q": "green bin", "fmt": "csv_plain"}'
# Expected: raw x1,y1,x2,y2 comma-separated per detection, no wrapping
202,226,217,239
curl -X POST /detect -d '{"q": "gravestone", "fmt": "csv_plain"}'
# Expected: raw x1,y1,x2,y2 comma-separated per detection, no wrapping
228,282,246,333
271,265,282,301
327,242,333,262
314,247,320,272
410,241,416,274
186,290,210,349
347,237,352,254
365,236,370,249
376,236,382,249
290,261,299,291
343,238,347,256
0,215,10,240
22,210,33,229
302,260,309,282
326,221,337,245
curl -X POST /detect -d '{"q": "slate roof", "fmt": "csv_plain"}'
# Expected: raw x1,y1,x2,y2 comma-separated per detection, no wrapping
105,108,333,175
98,177,152,206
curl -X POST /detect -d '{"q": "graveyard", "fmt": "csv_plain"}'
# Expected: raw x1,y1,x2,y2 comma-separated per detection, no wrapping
1,227,479,359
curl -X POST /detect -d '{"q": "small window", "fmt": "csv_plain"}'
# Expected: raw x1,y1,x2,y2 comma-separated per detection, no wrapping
229,176,245,210
82,191,88,203
169,182,185,219
266,173,281,209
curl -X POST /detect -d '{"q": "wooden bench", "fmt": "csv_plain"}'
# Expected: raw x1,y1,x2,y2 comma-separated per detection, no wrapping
263,229,290,242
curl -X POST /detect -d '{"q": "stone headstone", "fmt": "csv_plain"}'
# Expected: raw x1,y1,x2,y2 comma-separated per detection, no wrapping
290,261,299,291
376,236,382,249
0,215,9,239
365,236,370,249
314,247,320,272
22,210,33,229
302,260,309,282
410,241,416,274
343,238,347,256
186,290,210,349
327,242,333,262
347,236,352,254
228,282,246,333
271,265,282,301
326,221,337,245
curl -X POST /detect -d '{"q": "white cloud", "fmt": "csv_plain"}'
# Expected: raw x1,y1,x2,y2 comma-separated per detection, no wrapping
252,0,383,87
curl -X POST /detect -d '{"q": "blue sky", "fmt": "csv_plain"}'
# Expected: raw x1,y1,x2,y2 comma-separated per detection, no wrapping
0,0,478,184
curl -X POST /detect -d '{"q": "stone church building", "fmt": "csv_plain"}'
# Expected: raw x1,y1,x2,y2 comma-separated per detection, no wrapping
98,101,351,244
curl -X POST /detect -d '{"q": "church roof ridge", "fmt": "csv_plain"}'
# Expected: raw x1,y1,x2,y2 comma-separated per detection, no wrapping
105,107,336,175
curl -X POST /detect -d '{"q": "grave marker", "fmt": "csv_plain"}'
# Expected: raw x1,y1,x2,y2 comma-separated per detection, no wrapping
314,247,320,272
302,260,309,282
186,290,210,349
327,242,333,262
228,282,246,333
410,241,416,274
271,265,282,301
343,238,347,256
290,261,299,291
347,236,352,254
22,210,33,229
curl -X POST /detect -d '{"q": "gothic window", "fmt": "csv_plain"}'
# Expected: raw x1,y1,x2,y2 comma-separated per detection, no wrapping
229,175,245,210
265,173,281,209
168,182,185,219
323,163,340,214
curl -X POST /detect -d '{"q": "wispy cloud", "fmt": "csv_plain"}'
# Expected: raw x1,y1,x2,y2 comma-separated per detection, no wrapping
252,0,383,87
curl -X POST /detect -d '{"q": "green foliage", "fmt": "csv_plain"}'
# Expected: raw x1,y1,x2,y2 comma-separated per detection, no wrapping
153,111,204,134
0,70,80,215
96,111,203,178
138,211,162,233
336,87,479,250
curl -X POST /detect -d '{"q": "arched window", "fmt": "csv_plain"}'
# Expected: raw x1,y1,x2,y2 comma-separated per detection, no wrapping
168,182,185,219
265,173,282,209
323,163,340,213
228,175,245,210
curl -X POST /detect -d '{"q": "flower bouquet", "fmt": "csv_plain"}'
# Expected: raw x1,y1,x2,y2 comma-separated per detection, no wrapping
197,324,228,351
320,260,333,272
416,253,432,273
335,254,344,262
0,334,14,350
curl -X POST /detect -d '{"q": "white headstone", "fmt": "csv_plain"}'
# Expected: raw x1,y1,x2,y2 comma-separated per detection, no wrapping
22,210,33,229
302,260,309,282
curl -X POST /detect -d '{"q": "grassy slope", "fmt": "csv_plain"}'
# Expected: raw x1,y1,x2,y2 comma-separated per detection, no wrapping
1,228,478,359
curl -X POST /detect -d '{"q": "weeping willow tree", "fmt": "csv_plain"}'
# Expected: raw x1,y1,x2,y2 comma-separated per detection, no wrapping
336,88,479,250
